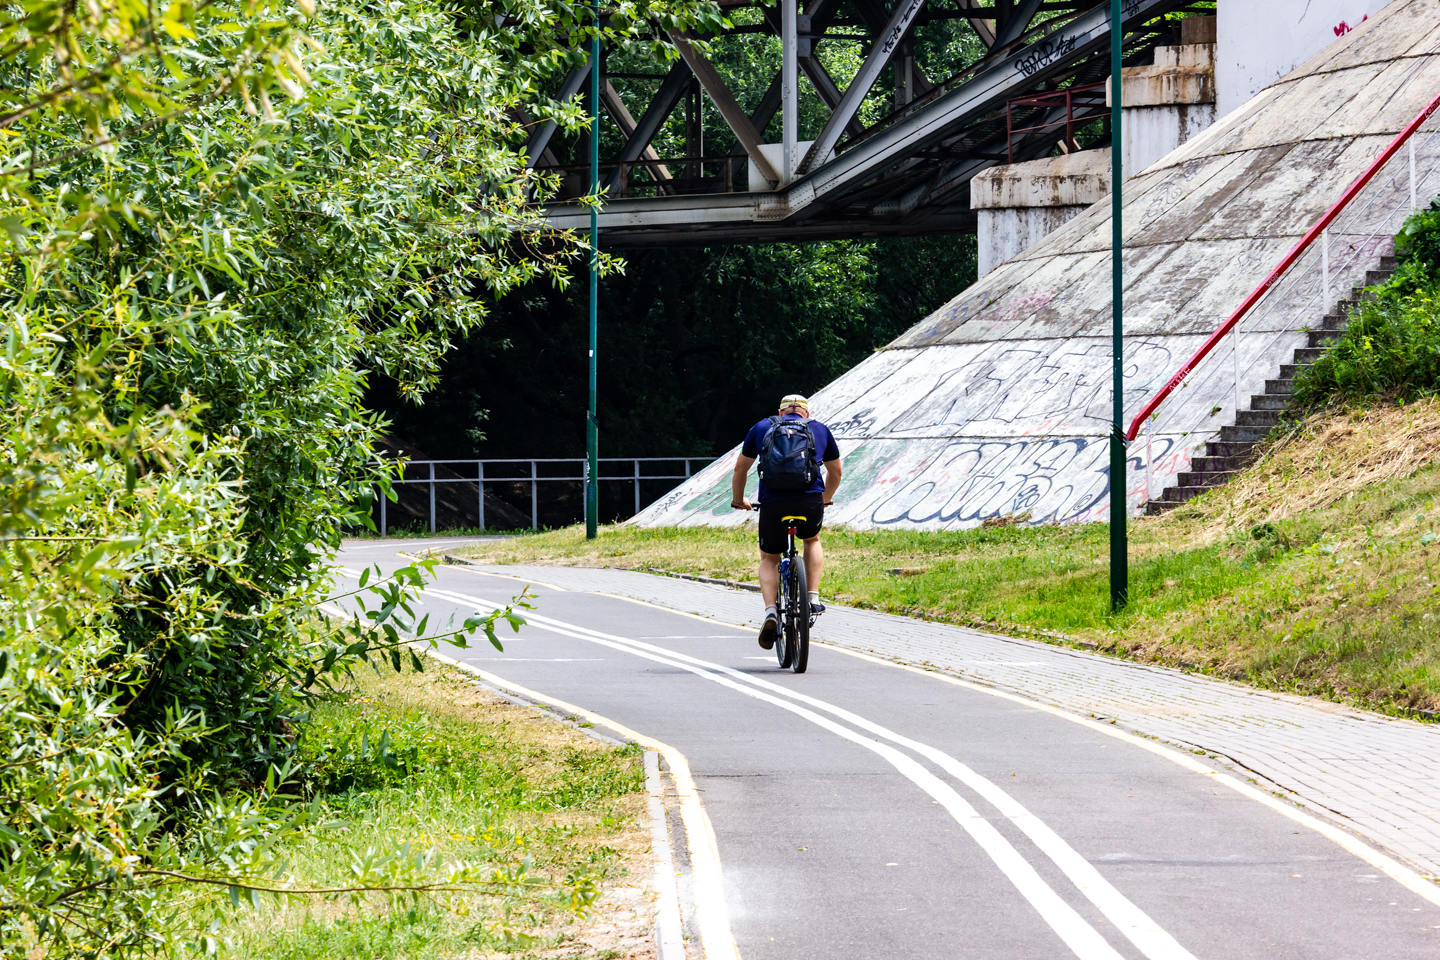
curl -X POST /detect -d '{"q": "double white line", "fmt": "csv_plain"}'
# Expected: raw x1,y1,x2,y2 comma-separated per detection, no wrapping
356,571,1199,960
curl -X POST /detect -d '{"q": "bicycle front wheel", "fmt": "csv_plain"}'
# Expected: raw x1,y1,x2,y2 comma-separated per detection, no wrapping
789,555,810,674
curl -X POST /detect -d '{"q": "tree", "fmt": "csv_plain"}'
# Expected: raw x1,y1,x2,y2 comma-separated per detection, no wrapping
373,232,977,461
0,0,720,953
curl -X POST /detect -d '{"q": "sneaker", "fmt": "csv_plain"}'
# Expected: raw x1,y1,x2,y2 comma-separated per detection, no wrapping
810,602,825,618
758,613,778,650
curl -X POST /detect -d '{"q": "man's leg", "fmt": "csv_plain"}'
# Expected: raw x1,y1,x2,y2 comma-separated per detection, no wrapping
759,551,780,606
757,550,781,649
802,536,823,593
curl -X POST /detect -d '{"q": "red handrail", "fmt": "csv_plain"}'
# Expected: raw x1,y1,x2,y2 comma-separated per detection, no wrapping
1124,89,1440,443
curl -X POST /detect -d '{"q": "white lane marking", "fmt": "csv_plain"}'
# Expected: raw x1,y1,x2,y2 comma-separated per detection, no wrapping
442,564,569,592
428,651,738,960
345,561,1440,912
414,579,1191,957
645,750,687,960
546,586,1440,909
463,658,606,662
635,634,748,640
617,644,1197,960
823,645,1440,910
337,561,569,594
324,580,736,960
422,585,1170,960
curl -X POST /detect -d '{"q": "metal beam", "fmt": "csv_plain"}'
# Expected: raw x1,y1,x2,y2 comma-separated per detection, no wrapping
799,56,866,137
801,0,928,173
601,78,675,192
783,0,798,182
668,32,781,185
849,0,936,96
525,65,590,168
992,0,1045,50
609,64,690,173
540,0,1186,239
784,0,1176,218
961,0,996,47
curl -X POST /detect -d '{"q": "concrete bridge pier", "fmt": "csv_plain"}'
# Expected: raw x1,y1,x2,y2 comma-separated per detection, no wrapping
1110,16,1218,177
971,17,1217,277
971,150,1112,278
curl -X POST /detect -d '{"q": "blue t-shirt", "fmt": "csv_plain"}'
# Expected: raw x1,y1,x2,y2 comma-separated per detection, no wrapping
741,414,840,502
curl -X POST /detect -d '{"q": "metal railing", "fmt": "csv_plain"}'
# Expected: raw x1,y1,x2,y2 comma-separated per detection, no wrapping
1006,81,1109,162
538,156,737,200
373,456,710,535
1126,87,1440,511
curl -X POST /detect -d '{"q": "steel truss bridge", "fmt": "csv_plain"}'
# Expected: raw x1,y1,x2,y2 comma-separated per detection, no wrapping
536,0,1208,247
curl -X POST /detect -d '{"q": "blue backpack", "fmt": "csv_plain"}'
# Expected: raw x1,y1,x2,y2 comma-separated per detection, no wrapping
758,416,818,492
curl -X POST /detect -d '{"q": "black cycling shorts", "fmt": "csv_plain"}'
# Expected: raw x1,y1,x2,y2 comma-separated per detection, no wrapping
757,493,825,555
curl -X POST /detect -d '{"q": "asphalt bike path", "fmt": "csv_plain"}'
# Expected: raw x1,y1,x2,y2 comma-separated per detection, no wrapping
333,540,1440,959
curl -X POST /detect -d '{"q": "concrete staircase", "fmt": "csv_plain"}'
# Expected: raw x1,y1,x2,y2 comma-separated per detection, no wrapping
1143,248,1397,514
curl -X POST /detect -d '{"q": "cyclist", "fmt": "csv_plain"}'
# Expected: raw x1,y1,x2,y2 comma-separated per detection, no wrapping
730,393,842,650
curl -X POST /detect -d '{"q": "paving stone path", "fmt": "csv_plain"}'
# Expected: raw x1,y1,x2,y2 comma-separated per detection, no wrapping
460,561,1440,880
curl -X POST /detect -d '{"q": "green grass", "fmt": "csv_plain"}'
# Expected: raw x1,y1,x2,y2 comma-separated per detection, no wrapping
204,663,646,959
454,402,1440,718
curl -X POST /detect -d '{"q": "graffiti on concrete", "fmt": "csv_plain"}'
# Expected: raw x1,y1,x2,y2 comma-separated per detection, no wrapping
865,431,1189,528
829,408,880,437
1333,15,1367,36
628,24,1440,534
896,339,1177,433
869,436,1108,526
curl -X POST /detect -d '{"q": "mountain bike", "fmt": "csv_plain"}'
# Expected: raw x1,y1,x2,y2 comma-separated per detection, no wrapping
774,513,811,673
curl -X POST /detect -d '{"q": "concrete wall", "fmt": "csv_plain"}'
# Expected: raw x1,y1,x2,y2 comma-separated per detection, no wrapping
1217,0,1395,115
634,0,1440,532
1123,103,1216,177
971,150,1111,276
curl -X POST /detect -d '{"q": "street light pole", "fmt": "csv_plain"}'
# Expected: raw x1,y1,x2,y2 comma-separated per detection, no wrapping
1109,0,1128,609
586,2,600,540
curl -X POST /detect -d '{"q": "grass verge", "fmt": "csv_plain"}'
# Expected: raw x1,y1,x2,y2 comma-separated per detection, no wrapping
453,401,1440,718
204,661,651,960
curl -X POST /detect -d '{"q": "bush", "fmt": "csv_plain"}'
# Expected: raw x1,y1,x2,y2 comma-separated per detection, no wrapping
1293,200,1440,406
0,0,718,953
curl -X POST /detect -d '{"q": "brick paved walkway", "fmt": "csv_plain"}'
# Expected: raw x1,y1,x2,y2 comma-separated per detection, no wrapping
462,561,1440,880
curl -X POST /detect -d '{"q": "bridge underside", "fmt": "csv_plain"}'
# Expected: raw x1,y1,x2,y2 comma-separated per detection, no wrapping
535,0,1208,247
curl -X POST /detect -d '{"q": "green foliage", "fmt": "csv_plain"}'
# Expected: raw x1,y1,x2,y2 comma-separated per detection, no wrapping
208,667,644,959
1294,200,1440,406
0,0,717,952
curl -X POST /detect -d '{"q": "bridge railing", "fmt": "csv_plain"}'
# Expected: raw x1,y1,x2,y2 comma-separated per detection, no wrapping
1006,81,1108,162
1126,88,1440,511
370,457,711,535
538,156,737,200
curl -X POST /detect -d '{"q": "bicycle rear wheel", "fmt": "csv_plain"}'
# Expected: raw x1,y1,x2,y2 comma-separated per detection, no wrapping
790,555,810,674
778,556,800,669
776,560,794,668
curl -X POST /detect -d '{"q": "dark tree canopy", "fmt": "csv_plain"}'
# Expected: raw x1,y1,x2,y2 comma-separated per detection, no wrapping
373,233,977,459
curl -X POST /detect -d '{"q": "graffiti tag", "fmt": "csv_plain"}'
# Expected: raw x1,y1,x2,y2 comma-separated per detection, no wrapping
1015,34,1078,78
1333,15,1366,36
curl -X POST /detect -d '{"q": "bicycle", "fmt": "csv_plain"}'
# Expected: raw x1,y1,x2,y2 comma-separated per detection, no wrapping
743,502,823,672
772,512,812,673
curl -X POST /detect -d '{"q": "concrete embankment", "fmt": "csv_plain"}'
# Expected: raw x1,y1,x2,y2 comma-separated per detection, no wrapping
638,0,1440,531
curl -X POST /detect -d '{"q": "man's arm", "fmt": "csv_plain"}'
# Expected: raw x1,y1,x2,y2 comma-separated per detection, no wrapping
822,458,842,506
731,453,756,509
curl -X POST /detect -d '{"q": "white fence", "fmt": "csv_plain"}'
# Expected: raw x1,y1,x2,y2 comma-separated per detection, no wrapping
373,457,710,534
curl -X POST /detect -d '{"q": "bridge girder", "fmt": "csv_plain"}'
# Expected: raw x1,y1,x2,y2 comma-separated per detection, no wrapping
535,0,1208,247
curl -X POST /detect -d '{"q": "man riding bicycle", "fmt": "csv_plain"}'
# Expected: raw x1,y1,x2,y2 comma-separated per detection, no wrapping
730,393,842,650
